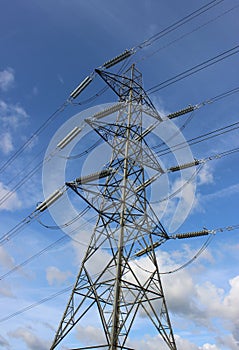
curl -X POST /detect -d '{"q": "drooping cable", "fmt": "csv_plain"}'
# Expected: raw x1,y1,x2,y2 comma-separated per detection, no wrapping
160,235,214,274
152,164,204,204
57,139,102,160
0,186,68,246
132,235,213,274
0,212,99,281
36,206,91,230
1,223,238,323
0,285,73,323
0,235,67,281
151,145,239,204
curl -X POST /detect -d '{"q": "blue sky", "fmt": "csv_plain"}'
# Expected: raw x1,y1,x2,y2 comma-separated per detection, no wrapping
0,0,239,349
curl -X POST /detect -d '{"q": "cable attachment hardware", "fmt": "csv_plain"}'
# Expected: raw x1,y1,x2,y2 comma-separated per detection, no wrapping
165,105,196,119
36,189,64,212
102,50,134,69
69,75,93,99
173,230,210,239
168,159,200,172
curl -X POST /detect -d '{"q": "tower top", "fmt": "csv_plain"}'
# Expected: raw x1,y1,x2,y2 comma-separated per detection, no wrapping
95,64,157,113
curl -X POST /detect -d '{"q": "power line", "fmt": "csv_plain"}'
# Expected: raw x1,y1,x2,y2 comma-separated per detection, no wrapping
137,3,239,65
3,145,239,279
3,84,239,209
160,235,214,274
0,285,73,323
154,120,239,156
0,95,237,239
0,0,232,181
1,222,238,323
0,102,68,176
74,0,232,105
134,0,225,50
0,211,99,281
147,45,239,94
0,235,67,281
151,145,239,205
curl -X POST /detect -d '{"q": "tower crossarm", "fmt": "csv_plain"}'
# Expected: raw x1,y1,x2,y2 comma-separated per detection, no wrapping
135,103,199,142
95,68,160,118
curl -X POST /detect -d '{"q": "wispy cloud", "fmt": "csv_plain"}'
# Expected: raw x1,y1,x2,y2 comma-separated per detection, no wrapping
0,68,14,92
0,182,22,211
0,281,14,298
0,100,28,130
0,99,29,162
46,266,72,286
0,132,14,155
0,246,15,269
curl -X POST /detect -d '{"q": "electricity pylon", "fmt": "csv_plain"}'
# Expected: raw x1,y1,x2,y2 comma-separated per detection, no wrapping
50,65,177,350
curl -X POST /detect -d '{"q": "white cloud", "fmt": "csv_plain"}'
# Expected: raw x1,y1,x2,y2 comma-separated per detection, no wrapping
205,183,239,202
197,163,214,185
76,324,105,345
0,181,22,211
46,266,72,285
217,333,239,350
0,99,28,130
0,246,15,269
0,132,14,155
223,276,239,320
127,244,239,346
9,327,50,350
128,332,216,350
199,344,220,350
0,68,14,91
0,100,29,158
161,174,197,232
195,182,239,213
174,335,201,350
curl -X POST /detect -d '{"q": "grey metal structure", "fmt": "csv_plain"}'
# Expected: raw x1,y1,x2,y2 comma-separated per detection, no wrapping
50,65,177,350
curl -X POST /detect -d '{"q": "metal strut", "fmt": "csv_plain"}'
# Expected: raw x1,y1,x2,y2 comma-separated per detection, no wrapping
51,65,177,350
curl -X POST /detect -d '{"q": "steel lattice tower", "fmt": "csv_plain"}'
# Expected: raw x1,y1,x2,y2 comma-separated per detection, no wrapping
50,65,177,350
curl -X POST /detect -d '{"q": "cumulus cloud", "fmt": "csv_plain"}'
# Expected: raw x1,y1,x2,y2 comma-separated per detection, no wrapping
9,327,50,350
125,244,239,347
46,266,72,285
0,67,15,91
